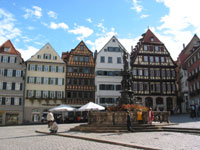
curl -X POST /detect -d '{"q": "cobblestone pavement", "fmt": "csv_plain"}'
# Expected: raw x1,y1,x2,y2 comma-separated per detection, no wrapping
0,114,200,150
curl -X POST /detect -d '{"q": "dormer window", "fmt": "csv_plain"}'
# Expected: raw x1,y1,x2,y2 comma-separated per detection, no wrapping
112,39,115,42
4,48,10,52
80,45,84,50
150,37,154,42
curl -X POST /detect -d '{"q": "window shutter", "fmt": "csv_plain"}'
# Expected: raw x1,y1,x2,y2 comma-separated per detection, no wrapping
34,90,36,97
56,66,58,72
20,83,22,90
63,67,64,72
48,91,50,98
19,98,22,105
35,65,37,71
28,64,30,70
13,70,16,77
34,77,36,84
55,91,57,99
26,90,29,98
1,56,3,62
27,77,29,83
42,65,44,71
49,66,51,72
8,56,10,63
15,57,17,63
43,54,45,59
56,78,58,85
11,98,14,105
21,71,23,77
62,91,64,99
41,77,44,84
49,54,51,59
4,69,7,76
48,78,50,84
62,78,64,85
12,83,15,90
41,91,43,98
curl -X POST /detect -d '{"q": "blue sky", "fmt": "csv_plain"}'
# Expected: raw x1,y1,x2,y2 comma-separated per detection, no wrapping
0,0,200,60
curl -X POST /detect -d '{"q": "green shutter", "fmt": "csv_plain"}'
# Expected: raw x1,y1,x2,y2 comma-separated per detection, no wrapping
41,91,43,98
42,65,44,71
27,77,29,83
56,78,58,85
48,91,50,98
35,65,37,71
62,78,64,85
34,90,36,97
28,64,30,70
48,78,50,84
49,66,51,72
49,54,51,59
26,90,29,98
63,67,64,72
62,91,64,99
56,66,58,72
41,77,44,84
55,91,57,99
34,77,36,84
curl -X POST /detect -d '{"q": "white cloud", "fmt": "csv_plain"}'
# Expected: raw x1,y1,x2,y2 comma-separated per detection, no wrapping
86,18,92,23
0,8,21,44
69,25,93,40
48,11,57,19
49,22,69,30
155,0,200,60
131,0,143,13
140,14,149,19
17,46,39,61
24,6,42,19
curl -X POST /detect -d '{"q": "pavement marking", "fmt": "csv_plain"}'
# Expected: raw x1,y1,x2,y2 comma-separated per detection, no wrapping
35,130,161,150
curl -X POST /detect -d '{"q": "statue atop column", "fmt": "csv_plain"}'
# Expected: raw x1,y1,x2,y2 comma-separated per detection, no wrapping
119,51,134,105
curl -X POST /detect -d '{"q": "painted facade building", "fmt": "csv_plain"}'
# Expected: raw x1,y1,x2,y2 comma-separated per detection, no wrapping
177,35,200,112
130,29,177,111
0,40,26,125
62,41,95,107
185,40,200,107
24,43,65,123
95,36,130,107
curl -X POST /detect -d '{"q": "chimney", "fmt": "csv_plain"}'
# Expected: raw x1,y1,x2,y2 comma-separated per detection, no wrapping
183,43,185,49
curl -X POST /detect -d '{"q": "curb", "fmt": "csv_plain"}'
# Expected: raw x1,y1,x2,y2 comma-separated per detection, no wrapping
35,130,161,150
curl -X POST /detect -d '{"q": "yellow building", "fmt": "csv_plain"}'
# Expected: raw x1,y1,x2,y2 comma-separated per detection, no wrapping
24,43,66,123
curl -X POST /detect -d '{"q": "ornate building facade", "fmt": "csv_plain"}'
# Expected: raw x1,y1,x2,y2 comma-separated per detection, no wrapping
0,40,26,125
62,41,95,107
130,29,177,111
24,43,66,123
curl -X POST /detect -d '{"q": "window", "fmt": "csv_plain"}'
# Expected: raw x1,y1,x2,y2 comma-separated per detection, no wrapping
73,56,78,61
79,56,84,62
7,69,13,77
58,78,63,85
150,37,154,42
10,57,15,63
108,57,112,63
58,66,63,72
0,69,4,76
7,83,11,90
15,83,20,90
15,97,20,105
144,69,148,76
50,78,56,85
155,46,159,51
68,67,72,72
132,69,137,76
30,64,35,71
44,65,49,72
44,54,51,59
112,39,115,42
84,68,89,74
155,57,159,63
53,56,57,60
85,56,89,62
16,70,21,77
100,56,105,63
138,69,143,76
50,91,55,98
43,91,48,98
0,82,2,90
116,85,121,90
117,57,121,64
36,91,41,98
37,65,42,71
29,77,34,83
144,56,148,62
51,66,56,72
36,77,41,84
4,47,10,52
28,90,34,98
44,77,48,84
37,55,41,59
80,45,84,50
161,57,165,63
3,56,8,63
144,45,148,51
150,56,154,62
57,91,62,99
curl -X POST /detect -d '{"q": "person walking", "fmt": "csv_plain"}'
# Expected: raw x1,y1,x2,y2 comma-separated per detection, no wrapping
126,111,132,131
47,111,54,128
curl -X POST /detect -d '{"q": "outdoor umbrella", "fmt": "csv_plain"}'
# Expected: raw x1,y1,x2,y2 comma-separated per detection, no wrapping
78,102,105,111
49,104,75,122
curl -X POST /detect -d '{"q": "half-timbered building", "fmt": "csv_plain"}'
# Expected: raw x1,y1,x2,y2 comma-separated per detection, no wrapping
130,29,177,111
62,41,95,107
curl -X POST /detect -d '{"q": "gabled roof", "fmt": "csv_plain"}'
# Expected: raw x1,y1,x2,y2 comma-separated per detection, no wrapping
0,40,21,56
69,40,93,55
98,36,129,55
142,29,163,44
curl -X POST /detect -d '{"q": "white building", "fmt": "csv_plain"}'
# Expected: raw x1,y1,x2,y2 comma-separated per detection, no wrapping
95,36,130,107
